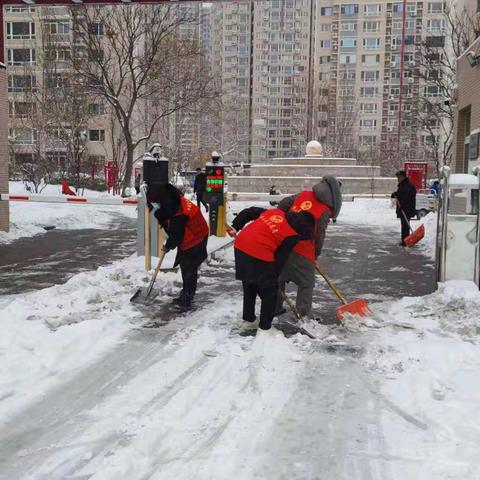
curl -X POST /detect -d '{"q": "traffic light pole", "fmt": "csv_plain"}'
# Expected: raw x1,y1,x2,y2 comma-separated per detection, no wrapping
204,159,227,237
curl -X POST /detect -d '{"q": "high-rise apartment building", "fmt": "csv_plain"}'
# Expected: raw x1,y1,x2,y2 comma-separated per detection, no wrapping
203,0,452,169
313,0,450,168
5,5,113,180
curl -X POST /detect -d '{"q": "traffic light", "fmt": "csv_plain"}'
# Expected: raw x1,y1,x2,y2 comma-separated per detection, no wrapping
205,165,225,199
204,164,226,236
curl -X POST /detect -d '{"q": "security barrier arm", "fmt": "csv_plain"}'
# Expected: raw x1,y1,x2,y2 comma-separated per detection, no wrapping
0,193,138,206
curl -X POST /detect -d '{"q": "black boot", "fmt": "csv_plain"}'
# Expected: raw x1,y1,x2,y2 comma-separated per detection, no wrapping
172,291,185,305
177,289,194,310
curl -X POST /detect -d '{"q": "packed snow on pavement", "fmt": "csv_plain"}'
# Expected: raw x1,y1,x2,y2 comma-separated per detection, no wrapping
1,198,478,479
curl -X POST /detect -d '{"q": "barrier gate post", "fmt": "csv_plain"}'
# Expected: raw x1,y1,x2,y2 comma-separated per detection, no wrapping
204,151,227,237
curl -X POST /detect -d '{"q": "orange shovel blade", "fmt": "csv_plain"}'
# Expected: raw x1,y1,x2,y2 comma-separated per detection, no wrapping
404,224,425,248
336,299,371,321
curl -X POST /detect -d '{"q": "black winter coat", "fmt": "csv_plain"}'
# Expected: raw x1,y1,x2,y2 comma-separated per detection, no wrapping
194,173,207,193
392,178,416,218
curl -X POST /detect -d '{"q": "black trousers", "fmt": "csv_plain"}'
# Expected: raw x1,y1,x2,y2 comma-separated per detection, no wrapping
180,262,198,297
196,191,208,211
400,215,411,243
242,281,277,330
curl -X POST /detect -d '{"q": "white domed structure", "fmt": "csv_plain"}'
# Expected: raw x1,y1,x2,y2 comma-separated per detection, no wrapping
305,140,323,156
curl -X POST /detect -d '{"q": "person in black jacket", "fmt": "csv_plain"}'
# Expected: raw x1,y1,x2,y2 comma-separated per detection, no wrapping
193,168,208,212
391,170,417,246
147,183,209,309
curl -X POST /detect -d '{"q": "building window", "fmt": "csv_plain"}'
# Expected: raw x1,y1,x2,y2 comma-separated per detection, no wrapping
360,86,378,97
426,36,445,47
9,128,37,145
320,23,331,32
7,75,36,93
427,19,445,32
363,21,380,32
6,22,35,40
319,55,331,64
88,103,106,115
340,37,357,47
393,3,404,13
361,135,377,146
9,101,35,118
363,38,380,49
341,4,359,15
88,129,105,142
47,21,70,35
361,103,378,113
340,71,356,80
7,48,36,66
364,4,381,15
341,22,357,31
428,2,445,13
425,85,440,97
320,7,332,15
361,70,379,81
320,40,331,48
88,22,104,36
360,119,377,129
362,54,380,64
339,54,356,64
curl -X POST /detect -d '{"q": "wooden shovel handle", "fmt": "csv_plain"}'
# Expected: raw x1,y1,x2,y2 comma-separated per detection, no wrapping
396,199,413,233
145,247,167,297
315,263,348,305
278,289,301,320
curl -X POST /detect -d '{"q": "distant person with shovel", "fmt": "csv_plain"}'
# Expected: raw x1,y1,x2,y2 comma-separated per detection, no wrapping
391,170,417,247
147,183,209,310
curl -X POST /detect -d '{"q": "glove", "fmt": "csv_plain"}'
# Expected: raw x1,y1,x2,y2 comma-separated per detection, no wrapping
162,245,171,253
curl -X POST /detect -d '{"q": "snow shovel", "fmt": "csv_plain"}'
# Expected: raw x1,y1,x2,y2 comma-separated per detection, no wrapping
399,207,425,248
130,248,167,304
278,289,316,339
279,288,301,320
315,263,371,321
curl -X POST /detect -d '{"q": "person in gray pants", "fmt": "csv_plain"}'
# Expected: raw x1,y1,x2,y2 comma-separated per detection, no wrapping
276,176,342,318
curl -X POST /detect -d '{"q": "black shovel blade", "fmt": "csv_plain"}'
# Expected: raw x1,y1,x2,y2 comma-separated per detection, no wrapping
130,287,158,305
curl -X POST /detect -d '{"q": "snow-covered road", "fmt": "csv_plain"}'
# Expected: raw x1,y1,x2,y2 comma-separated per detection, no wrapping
0,202,438,480
3,199,478,479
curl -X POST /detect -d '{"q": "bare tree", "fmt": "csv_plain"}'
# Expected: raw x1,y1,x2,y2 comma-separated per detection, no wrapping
8,12,97,193
406,2,480,174
71,4,216,195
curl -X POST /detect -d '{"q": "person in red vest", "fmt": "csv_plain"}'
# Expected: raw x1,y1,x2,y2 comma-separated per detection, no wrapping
276,176,342,318
147,183,209,310
234,208,315,331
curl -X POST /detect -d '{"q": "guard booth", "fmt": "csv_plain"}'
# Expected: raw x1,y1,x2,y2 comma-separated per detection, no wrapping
204,152,227,237
437,166,480,286
136,145,169,270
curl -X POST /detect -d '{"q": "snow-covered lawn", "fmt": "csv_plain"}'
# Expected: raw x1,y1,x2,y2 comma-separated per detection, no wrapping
361,280,480,478
0,182,137,244
2,197,478,479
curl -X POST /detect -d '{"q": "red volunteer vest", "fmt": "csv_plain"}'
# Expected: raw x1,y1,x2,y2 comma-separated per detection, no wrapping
172,196,209,251
289,191,331,262
234,209,298,262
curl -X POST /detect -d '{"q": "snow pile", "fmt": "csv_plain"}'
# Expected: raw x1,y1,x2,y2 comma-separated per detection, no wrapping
0,182,136,244
0,255,150,424
364,280,480,477
418,211,437,260
385,280,480,341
